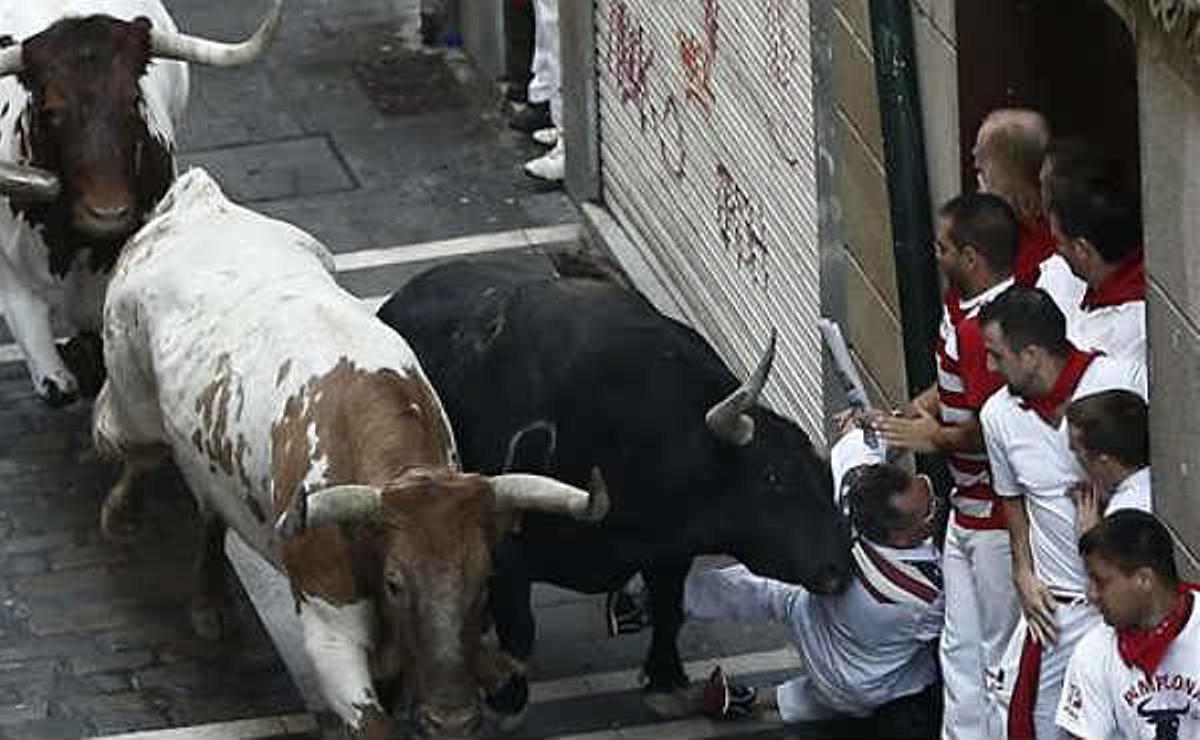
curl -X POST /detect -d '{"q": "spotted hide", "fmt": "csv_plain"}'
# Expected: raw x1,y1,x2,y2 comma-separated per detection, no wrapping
0,0,279,406
91,169,608,738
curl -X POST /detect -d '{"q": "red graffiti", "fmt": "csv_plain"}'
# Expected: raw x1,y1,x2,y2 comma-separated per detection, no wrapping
606,1,687,179
678,0,718,114
715,164,770,289
608,1,656,130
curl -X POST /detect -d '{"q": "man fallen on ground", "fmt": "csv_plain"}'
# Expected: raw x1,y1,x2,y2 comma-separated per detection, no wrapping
609,412,945,737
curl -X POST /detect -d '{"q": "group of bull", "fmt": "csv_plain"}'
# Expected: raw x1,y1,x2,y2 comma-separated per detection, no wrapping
0,2,855,737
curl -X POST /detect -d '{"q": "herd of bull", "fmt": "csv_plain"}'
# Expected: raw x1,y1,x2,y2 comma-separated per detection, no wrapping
0,2,856,738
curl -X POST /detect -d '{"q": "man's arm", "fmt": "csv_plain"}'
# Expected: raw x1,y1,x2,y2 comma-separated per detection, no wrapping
1002,496,1058,646
875,407,984,454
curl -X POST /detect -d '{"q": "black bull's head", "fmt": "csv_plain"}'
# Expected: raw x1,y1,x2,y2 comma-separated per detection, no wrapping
1137,697,1190,740
0,1,281,275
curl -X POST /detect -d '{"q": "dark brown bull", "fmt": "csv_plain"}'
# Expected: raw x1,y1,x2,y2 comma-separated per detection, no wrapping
0,0,280,406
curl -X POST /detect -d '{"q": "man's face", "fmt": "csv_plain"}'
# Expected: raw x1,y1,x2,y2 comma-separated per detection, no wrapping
1085,553,1148,628
1050,212,1087,280
934,219,969,293
890,473,938,545
973,124,994,192
983,322,1039,397
1039,156,1054,218
1068,423,1107,488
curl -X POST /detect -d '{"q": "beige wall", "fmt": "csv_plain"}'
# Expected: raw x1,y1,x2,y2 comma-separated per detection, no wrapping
1124,1,1200,576
832,0,907,405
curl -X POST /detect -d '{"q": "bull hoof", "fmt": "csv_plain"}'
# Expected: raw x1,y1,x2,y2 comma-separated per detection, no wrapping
58,333,106,399
99,494,144,544
37,372,79,408
484,672,529,734
189,603,227,641
642,686,697,719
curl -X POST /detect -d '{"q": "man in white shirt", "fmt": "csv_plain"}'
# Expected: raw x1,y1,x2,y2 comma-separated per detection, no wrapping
1045,153,1145,363
874,192,1020,739
1056,511,1200,740
611,420,945,737
1065,389,1152,536
976,285,1147,739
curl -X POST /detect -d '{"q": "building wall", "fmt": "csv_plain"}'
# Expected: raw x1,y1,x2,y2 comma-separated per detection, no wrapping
1121,0,1200,575
831,0,907,405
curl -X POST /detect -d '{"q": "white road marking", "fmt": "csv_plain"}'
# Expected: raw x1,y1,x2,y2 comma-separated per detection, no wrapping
89,713,317,739
0,224,581,366
87,648,793,739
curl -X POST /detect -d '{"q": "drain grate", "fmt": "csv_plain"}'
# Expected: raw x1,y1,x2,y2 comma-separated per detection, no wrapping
352,47,468,116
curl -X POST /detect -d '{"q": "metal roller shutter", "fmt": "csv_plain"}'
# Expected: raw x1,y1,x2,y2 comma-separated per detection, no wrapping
594,0,824,441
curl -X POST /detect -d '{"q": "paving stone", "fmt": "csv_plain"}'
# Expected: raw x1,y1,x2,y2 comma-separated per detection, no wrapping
0,556,44,579
56,692,168,736
48,545,130,572
0,716,90,739
69,650,155,677
180,136,356,204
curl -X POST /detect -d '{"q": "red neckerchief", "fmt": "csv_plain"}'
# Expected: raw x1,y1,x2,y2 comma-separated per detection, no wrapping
1019,347,1100,425
1081,248,1145,310
1015,220,1056,287
1116,584,1200,676
944,288,965,325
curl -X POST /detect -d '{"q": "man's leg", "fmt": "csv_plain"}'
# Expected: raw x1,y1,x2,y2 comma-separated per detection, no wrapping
1033,602,1098,740
972,526,1021,737
939,519,987,740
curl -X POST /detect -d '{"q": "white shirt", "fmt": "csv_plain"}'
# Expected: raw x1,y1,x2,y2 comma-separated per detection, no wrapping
1072,301,1147,364
1036,255,1087,328
981,357,1147,595
1107,468,1153,517
794,430,945,714
1056,598,1200,739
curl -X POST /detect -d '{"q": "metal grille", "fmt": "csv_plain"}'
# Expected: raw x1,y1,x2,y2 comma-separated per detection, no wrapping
595,0,823,441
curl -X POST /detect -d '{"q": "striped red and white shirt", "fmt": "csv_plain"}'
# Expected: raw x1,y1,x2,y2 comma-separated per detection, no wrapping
938,279,1012,530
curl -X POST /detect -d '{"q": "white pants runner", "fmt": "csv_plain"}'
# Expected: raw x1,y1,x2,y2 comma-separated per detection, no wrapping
528,0,562,127
939,519,1021,739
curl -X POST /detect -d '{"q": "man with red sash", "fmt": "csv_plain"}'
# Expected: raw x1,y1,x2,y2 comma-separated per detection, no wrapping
1056,511,1200,739
875,192,1021,739
1045,154,1146,363
977,286,1146,739
611,419,945,737
972,109,1059,286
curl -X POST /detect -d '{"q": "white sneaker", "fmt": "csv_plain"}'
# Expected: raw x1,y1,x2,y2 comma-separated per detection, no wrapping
531,127,560,147
523,139,565,182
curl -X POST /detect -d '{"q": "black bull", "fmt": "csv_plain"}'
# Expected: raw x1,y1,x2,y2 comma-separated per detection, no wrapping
377,259,853,705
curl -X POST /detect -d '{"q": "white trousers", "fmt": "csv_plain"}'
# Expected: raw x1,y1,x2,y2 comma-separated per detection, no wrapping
995,599,1099,740
684,565,840,723
939,520,1021,740
528,0,562,126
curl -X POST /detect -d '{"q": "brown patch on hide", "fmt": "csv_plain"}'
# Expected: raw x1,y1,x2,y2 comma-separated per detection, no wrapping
194,353,236,476
191,429,203,453
234,434,252,490
273,357,457,607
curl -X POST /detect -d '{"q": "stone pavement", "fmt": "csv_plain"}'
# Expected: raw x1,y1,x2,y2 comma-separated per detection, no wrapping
0,0,823,737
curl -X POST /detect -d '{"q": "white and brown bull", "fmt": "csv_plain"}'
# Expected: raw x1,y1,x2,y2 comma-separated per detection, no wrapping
91,168,609,738
0,0,281,406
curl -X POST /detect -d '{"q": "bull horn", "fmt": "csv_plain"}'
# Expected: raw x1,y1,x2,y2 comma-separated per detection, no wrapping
274,484,382,539
0,45,21,77
150,0,283,67
491,467,609,523
0,161,60,201
704,329,778,446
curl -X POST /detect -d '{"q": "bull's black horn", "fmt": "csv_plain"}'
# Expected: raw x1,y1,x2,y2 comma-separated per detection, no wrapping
705,329,778,446
150,0,282,67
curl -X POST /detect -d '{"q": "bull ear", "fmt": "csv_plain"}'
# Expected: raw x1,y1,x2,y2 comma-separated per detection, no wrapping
274,485,382,539
705,329,777,446
490,467,609,523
